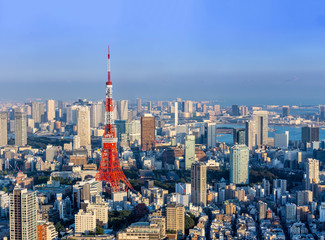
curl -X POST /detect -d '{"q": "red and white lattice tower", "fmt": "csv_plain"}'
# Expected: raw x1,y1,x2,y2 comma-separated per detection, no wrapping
95,46,134,192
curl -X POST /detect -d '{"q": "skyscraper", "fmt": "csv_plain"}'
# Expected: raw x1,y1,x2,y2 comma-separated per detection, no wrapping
232,105,240,116
137,98,142,115
184,101,193,113
147,101,152,113
15,111,27,146
185,134,195,170
0,112,7,146
205,123,216,149
253,111,268,146
230,144,249,185
258,201,267,220
166,204,185,235
282,106,290,117
113,100,128,121
302,126,319,144
305,158,319,190
46,99,55,121
90,101,104,128
32,102,44,123
320,105,325,121
245,120,256,150
10,188,37,240
174,102,178,127
233,128,245,145
77,106,91,147
274,131,289,148
191,162,207,207
141,114,155,151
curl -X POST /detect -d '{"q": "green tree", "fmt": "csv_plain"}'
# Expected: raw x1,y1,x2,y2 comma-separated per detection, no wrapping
55,222,64,232
96,225,104,235
185,215,195,231
2,187,7,193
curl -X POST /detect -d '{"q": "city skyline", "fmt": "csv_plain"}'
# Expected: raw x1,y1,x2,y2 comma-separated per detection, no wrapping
1,1,325,104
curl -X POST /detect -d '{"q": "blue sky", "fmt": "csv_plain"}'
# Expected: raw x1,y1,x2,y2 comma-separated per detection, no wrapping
1,0,325,104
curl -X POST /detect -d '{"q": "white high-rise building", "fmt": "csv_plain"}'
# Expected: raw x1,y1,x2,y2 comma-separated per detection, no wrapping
205,123,216,149
90,102,104,128
86,203,109,228
185,135,195,170
0,112,7,146
46,100,55,121
77,106,91,147
285,203,297,221
128,120,141,145
73,135,81,150
191,162,207,207
32,102,43,123
274,131,289,148
175,102,178,127
75,210,96,235
10,188,37,240
253,111,268,146
245,120,256,150
184,101,193,113
15,111,27,146
113,100,128,121
66,105,79,124
230,144,249,185
306,158,319,190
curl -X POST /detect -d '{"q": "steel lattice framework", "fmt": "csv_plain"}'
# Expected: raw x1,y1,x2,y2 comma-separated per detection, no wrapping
95,46,134,192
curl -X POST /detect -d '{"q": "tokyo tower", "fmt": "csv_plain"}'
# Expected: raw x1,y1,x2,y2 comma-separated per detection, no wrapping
95,46,134,192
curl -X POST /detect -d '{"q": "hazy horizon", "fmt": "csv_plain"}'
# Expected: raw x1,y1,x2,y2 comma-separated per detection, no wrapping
1,0,325,105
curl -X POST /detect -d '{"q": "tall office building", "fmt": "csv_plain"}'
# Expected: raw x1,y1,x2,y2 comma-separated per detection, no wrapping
77,107,91,147
0,112,7,146
73,135,80,150
9,188,37,240
274,131,289,148
32,102,44,123
191,162,207,207
282,106,290,117
174,102,178,126
205,123,216,149
116,100,128,120
15,112,27,146
166,204,185,235
141,114,155,151
232,105,240,116
230,144,249,185
46,100,55,121
137,98,142,115
185,135,195,170
245,121,256,150
296,190,312,206
320,105,325,121
233,128,245,145
273,179,287,193
258,201,267,220
74,210,96,235
305,158,319,190
147,101,152,113
285,203,297,221
302,126,319,144
253,111,268,146
184,101,193,113
90,101,104,128
239,106,248,116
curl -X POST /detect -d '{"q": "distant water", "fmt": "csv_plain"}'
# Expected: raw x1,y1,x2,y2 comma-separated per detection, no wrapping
216,124,325,144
